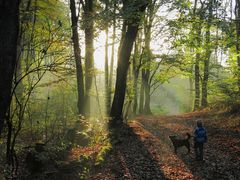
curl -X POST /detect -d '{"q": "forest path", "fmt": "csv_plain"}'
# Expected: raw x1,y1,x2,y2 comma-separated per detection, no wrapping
94,111,240,180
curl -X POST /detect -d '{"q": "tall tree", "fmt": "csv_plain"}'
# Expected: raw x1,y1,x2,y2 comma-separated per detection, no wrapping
0,0,20,134
110,0,148,123
81,0,95,116
132,35,142,115
193,0,203,110
201,0,213,107
235,0,240,92
104,0,110,114
142,0,158,115
108,0,117,114
139,68,145,113
70,0,85,115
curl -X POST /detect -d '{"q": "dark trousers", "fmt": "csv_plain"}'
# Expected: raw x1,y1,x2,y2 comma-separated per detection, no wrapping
194,142,204,160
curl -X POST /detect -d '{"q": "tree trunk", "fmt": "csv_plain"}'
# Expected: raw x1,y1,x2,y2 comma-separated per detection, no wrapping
235,0,240,92
132,71,138,115
0,0,20,134
193,1,203,111
189,77,194,111
70,0,85,115
6,120,13,164
201,0,213,108
108,1,116,114
110,1,148,123
194,28,201,111
143,69,152,114
110,25,139,121
84,0,94,116
105,0,110,114
132,41,139,115
139,69,145,114
142,0,155,115
194,52,201,110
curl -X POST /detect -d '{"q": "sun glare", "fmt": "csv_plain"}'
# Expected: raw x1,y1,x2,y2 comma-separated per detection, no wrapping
94,31,118,70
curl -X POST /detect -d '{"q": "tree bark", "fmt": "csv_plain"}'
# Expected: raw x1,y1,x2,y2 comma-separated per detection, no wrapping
110,0,148,123
235,0,240,93
0,0,20,134
139,0,160,115
143,68,152,114
201,0,213,108
110,26,139,120
189,77,194,111
84,0,94,116
193,0,203,111
139,69,145,114
194,49,201,110
142,2,154,115
108,1,116,114
132,41,139,115
105,0,110,114
70,0,85,115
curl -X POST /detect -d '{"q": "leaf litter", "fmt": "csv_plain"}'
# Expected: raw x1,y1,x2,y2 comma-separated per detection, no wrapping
93,111,240,180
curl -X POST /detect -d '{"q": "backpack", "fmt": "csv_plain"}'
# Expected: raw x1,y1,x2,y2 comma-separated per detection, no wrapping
195,127,207,143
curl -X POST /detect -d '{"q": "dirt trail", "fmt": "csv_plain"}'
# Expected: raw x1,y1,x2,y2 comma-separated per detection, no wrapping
94,112,240,180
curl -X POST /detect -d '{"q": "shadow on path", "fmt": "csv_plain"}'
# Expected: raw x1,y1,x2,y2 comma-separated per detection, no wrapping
103,123,166,180
137,115,240,180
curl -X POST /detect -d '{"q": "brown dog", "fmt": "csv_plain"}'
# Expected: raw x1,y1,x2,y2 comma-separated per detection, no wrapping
169,133,191,154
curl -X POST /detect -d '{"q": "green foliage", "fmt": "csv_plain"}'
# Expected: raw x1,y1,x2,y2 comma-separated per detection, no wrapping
165,0,240,112
151,105,169,115
171,0,192,11
95,142,112,165
209,76,240,111
2,0,240,177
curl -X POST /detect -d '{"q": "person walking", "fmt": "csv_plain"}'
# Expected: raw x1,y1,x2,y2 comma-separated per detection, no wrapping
194,120,207,161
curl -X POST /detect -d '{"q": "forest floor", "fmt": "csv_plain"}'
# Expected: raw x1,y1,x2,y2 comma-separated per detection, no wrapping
93,110,240,180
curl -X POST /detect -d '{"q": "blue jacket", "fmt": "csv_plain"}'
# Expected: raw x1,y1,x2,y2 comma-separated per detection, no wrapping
194,127,207,143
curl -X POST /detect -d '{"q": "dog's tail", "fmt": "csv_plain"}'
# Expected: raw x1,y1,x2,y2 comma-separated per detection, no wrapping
186,133,191,140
